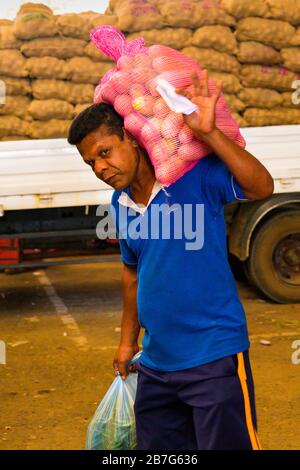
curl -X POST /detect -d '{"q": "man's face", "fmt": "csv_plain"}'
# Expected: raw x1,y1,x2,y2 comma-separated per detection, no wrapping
77,125,139,190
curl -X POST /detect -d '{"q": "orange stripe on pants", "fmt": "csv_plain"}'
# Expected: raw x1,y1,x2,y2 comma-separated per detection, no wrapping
237,352,262,450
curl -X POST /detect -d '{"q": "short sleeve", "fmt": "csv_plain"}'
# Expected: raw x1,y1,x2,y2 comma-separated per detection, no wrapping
111,192,138,267
118,239,138,267
200,154,249,213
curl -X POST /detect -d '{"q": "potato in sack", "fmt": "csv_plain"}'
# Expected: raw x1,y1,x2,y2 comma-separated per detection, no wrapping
90,26,245,186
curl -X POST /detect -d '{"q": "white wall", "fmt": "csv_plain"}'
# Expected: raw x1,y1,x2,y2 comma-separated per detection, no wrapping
0,0,109,20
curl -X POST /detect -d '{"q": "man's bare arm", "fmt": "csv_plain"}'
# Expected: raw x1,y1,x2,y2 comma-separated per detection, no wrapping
120,263,140,346
196,127,274,200
113,263,140,380
176,69,274,201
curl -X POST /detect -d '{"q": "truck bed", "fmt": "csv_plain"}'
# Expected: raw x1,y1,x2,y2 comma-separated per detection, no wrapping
241,125,300,195
0,125,299,212
0,138,111,212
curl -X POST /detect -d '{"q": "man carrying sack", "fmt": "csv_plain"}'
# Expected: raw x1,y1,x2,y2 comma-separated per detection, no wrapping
68,70,273,450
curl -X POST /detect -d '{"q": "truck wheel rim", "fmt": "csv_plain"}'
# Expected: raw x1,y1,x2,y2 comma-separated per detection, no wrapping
273,234,300,287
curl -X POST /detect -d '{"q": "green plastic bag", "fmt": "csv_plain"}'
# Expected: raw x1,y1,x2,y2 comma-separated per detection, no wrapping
86,351,141,450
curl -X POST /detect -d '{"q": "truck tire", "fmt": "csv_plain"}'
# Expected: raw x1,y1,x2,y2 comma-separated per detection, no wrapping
242,261,252,285
245,210,300,304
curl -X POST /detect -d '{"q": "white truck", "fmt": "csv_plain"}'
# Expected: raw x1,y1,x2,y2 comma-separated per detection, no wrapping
0,124,299,303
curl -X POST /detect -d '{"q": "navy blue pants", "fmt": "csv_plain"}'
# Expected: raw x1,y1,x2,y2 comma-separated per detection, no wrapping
134,351,262,450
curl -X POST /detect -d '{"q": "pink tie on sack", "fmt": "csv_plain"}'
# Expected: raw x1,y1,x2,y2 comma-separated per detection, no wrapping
90,26,246,187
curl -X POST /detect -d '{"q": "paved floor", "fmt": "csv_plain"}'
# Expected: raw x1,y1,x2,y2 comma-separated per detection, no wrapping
0,260,299,450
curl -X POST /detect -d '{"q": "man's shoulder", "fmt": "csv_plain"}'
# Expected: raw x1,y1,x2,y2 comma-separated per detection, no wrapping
177,153,217,186
195,152,226,178
198,152,218,169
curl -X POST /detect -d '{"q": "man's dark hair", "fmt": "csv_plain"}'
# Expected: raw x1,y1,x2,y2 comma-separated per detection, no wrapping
68,103,124,146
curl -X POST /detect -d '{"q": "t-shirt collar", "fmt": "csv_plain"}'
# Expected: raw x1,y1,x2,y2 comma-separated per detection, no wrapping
118,180,164,215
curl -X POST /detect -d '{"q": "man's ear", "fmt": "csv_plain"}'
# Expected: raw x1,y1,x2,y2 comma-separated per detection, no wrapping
123,127,138,147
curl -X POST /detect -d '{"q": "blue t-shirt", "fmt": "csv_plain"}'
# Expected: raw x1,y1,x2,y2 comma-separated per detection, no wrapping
111,153,250,372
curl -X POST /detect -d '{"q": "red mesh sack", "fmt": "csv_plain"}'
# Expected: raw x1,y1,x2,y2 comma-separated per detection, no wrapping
90,26,245,186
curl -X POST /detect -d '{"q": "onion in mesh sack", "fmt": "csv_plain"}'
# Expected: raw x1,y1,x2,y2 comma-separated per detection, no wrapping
91,26,245,186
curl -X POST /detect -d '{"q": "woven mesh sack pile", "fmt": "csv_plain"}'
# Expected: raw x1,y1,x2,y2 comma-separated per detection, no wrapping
1,0,300,140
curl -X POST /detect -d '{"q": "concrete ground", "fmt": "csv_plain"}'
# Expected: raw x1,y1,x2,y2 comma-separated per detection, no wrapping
0,259,299,450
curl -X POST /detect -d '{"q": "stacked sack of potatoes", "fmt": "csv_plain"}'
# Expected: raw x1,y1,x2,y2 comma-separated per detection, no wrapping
0,3,117,140
1,0,300,141
109,0,300,128
0,16,32,140
223,0,300,126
